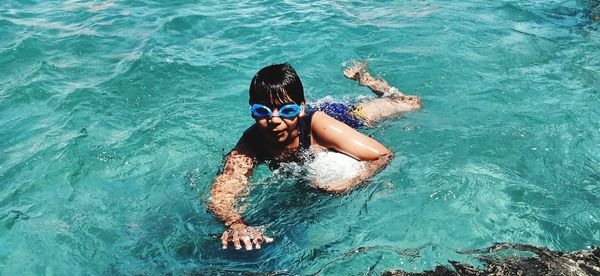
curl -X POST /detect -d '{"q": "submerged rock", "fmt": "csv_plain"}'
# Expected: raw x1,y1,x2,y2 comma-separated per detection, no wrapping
591,6,600,21
384,243,600,276
589,0,600,21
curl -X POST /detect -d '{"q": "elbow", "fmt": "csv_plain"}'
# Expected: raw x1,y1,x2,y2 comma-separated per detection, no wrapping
382,150,394,168
357,148,394,162
370,150,393,171
371,145,394,161
381,149,394,162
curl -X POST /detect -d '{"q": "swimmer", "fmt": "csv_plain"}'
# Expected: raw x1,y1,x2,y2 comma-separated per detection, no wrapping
208,62,421,251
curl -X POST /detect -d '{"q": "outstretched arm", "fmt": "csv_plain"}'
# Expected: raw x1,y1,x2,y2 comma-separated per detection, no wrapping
208,144,273,250
311,111,394,193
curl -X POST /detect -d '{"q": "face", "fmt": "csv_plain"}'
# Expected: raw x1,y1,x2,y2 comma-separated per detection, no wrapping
252,103,305,145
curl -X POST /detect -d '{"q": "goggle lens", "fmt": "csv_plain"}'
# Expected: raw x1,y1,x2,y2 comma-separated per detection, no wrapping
279,105,301,118
253,106,271,116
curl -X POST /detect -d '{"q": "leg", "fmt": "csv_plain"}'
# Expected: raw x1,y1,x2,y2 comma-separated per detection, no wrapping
344,61,393,96
344,61,422,124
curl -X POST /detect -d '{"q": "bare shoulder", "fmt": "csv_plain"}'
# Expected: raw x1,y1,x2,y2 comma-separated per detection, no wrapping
311,111,358,143
310,111,349,133
235,124,264,156
310,111,390,161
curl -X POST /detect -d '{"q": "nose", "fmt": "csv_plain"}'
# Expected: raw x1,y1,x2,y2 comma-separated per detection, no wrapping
268,108,283,123
269,114,283,124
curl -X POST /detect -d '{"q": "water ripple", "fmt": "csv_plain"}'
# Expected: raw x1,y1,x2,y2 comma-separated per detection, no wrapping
2,0,600,274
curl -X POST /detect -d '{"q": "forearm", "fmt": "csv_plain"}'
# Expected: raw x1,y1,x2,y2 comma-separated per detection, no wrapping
208,175,248,226
321,151,394,194
207,146,256,226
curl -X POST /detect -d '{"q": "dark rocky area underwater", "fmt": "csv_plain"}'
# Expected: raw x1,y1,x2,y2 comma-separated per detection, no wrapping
587,0,600,21
384,243,600,276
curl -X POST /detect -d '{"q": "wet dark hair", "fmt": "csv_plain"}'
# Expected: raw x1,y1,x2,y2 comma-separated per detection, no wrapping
249,63,305,107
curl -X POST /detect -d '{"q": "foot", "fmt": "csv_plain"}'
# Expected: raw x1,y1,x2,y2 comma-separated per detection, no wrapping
343,61,368,80
343,61,397,97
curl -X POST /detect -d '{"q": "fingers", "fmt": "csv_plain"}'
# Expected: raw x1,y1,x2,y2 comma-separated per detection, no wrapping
232,231,242,250
241,236,253,251
220,227,274,251
264,236,274,243
251,234,273,250
221,231,229,250
252,238,262,250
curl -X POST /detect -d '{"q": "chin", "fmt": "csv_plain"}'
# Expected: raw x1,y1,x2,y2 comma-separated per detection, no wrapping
265,132,286,144
276,135,288,143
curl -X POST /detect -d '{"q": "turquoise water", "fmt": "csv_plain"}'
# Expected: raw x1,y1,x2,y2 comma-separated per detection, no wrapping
1,0,599,274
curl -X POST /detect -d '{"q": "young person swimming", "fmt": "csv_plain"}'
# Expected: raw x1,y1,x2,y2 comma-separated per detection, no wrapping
208,62,421,251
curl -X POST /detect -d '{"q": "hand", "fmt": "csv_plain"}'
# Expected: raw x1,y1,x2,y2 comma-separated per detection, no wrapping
221,223,273,250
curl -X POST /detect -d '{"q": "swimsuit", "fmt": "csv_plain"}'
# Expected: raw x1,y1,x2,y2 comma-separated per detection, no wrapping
298,109,315,150
307,101,365,129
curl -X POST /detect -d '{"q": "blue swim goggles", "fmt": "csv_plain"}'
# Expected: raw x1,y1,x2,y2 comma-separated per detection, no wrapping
250,103,302,119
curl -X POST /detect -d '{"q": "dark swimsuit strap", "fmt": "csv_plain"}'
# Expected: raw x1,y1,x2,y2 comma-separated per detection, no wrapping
299,109,316,149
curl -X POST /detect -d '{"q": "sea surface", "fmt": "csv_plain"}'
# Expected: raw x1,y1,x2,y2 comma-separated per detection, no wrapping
1,0,599,274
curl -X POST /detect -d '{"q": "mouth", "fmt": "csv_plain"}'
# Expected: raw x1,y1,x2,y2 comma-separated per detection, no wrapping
260,126,288,141
273,130,286,137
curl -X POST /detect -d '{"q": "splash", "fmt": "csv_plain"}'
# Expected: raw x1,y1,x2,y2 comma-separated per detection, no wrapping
307,151,365,188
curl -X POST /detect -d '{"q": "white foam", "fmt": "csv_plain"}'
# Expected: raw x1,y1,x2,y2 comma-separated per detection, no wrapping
307,151,365,186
